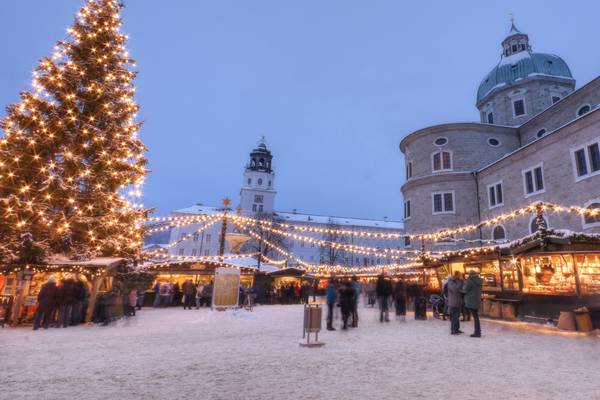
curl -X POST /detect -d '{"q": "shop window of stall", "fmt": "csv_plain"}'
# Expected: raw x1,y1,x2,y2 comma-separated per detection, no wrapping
500,260,520,291
465,262,501,292
575,254,600,295
520,255,576,295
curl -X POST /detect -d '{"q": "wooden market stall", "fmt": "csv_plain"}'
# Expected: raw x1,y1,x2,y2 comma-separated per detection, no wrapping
428,230,600,326
0,256,126,326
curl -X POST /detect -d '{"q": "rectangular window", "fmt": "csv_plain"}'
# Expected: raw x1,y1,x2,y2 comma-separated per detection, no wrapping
404,237,411,247
179,233,186,241
432,191,454,214
572,139,600,181
522,165,544,196
513,99,525,116
432,151,452,172
487,112,494,124
192,233,199,242
403,200,411,219
406,161,413,179
575,149,588,177
488,182,503,208
252,204,257,212
254,195,264,203
258,205,264,213
178,249,184,256
206,234,211,243
191,249,197,256
204,249,209,256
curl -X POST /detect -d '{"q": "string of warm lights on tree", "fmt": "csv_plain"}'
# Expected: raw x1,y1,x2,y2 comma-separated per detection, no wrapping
0,0,147,264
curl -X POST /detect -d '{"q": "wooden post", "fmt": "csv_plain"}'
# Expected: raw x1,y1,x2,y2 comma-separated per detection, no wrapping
85,276,104,323
572,253,582,298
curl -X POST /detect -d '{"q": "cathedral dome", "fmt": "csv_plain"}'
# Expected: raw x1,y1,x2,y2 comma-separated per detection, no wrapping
476,21,573,104
477,52,573,103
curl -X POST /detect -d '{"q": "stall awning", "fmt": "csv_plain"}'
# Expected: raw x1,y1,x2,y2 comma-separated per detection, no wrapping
268,267,306,277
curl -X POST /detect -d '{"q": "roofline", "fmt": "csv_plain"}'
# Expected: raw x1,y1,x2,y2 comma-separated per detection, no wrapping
399,122,516,153
477,107,600,173
274,210,404,226
519,74,600,129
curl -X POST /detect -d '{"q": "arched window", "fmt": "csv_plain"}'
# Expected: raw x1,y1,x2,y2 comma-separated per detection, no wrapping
577,105,591,117
492,225,506,240
259,158,265,167
536,129,547,138
583,201,600,227
257,178,263,186
530,216,549,234
432,151,452,172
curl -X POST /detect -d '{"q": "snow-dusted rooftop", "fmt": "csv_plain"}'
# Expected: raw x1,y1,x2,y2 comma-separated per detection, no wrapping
172,204,404,230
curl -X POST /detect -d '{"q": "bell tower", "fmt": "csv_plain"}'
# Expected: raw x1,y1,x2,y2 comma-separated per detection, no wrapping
239,137,276,215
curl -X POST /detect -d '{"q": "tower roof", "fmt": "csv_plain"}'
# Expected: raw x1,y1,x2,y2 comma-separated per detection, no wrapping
477,21,573,104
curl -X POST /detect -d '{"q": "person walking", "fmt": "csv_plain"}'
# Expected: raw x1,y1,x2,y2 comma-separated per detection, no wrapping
393,279,407,321
195,281,205,309
57,277,76,328
351,275,361,327
447,271,464,335
182,279,196,310
339,281,355,330
376,274,392,323
136,287,145,310
127,288,138,316
462,270,483,338
33,277,58,330
152,281,161,307
326,278,337,331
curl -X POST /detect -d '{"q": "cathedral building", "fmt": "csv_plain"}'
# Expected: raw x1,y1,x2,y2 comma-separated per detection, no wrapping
400,22,600,250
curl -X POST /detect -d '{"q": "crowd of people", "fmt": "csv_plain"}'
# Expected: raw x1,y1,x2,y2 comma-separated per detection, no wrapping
33,276,89,330
325,275,423,330
152,280,214,309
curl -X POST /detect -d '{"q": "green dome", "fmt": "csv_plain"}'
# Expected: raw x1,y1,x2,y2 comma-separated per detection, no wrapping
477,52,573,103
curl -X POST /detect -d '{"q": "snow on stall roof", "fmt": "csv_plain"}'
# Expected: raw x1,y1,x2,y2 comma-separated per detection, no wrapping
172,204,404,230
45,255,126,267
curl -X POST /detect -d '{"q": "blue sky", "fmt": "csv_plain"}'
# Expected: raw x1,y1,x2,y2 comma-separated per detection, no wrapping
1,1,599,220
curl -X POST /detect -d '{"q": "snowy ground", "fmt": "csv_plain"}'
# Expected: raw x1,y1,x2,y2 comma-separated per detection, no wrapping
1,304,600,400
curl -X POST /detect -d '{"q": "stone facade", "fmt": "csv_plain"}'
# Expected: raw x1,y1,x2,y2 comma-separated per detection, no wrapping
400,23,600,251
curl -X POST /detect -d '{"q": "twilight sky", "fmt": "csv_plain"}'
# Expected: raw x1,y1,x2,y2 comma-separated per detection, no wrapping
1,1,599,221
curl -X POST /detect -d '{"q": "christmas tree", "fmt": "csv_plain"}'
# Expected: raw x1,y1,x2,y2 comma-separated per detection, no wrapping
0,0,147,263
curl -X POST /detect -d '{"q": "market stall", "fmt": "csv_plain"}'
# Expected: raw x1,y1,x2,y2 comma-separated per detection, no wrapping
0,257,125,326
428,230,600,326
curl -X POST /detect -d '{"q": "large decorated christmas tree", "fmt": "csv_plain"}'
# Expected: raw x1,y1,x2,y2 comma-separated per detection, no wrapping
0,0,147,263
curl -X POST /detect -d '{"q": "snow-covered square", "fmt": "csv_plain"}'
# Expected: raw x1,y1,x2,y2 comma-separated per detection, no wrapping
1,305,599,400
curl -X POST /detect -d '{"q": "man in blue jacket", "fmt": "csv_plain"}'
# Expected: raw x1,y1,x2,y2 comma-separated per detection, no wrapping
326,278,337,331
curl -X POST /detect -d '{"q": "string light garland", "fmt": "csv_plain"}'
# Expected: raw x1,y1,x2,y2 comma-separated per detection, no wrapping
232,219,416,258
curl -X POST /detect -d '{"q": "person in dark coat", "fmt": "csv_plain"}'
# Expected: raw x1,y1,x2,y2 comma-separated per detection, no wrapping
152,282,161,307
393,279,407,321
325,278,337,331
33,277,58,330
376,274,393,323
71,279,87,326
446,271,464,335
182,279,196,310
462,270,483,337
339,281,355,330
57,278,76,328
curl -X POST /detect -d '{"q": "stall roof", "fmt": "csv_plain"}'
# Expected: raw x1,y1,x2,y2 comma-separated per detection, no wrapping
268,267,306,277
45,255,127,268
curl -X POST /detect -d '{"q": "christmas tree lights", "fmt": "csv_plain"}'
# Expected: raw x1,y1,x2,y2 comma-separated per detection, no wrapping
0,0,147,263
